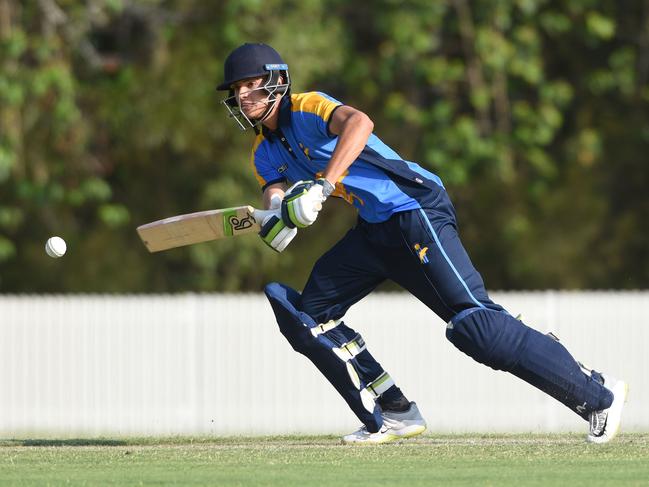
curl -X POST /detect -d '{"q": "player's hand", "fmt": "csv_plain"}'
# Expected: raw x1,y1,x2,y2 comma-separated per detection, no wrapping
258,211,297,252
258,193,297,253
281,179,334,228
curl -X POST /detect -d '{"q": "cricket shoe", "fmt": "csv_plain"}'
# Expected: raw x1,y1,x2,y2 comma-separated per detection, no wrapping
586,374,629,444
342,402,427,445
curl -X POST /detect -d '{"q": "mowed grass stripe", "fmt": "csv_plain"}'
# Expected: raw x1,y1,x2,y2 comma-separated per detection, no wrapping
1,434,648,487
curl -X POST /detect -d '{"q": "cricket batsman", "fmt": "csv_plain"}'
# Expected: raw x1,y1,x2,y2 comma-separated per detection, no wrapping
216,43,628,444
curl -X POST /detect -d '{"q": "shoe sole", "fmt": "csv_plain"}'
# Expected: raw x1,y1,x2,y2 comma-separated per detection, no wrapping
587,380,629,444
392,423,427,439
342,424,427,445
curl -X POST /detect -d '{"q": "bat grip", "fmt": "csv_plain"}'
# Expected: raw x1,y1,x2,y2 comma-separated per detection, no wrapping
251,207,278,225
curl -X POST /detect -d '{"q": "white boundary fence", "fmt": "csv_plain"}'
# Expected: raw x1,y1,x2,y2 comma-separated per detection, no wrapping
1,292,647,436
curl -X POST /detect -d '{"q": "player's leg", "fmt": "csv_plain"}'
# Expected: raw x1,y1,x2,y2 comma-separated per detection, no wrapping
301,226,426,443
265,225,424,441
380,190,623,439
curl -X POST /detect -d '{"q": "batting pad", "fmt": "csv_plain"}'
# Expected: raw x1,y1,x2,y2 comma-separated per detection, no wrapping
264,282,385,432
446,308,613,419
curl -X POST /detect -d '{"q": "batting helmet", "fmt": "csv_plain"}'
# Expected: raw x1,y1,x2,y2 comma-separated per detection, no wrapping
217,43,291,130
217,43,289,91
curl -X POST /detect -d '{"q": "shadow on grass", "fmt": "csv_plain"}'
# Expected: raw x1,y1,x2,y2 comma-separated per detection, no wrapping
3,438,127,447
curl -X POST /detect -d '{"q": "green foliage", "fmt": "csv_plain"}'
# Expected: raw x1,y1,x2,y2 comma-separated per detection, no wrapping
0,0,647,292
0,235,16,262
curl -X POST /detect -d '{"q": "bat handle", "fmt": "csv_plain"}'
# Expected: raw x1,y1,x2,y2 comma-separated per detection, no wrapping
250,207,278,225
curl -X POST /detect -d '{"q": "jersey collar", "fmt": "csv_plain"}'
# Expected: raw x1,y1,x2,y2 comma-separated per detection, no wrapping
259,95,292,139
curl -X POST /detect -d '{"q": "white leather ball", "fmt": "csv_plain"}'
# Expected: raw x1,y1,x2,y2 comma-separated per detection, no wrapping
45,236,67,258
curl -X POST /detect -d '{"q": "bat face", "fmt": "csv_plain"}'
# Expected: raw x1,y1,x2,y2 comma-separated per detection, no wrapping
137,205,268,252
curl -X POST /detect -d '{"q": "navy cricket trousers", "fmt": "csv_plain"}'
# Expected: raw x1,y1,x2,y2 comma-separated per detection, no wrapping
300,189,500,323
296,188,613,424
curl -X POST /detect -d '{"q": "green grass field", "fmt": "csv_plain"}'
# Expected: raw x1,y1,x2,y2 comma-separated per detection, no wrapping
1,434,648,487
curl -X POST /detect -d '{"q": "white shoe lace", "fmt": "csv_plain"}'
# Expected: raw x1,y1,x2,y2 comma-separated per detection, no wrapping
351,424,390,437
354,425,369,436
589,410,608,437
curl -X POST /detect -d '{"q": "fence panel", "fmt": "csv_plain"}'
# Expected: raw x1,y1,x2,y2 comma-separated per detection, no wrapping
0,292,646,436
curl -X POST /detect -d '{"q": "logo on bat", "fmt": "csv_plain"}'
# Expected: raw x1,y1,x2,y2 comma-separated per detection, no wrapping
229,215,254,231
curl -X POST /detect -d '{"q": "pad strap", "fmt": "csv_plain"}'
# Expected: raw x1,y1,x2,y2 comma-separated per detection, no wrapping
364,372,395,399
332,334,366,361
310,319,341,337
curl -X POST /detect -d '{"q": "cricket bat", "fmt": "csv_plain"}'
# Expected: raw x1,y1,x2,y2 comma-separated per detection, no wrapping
137,205,276,252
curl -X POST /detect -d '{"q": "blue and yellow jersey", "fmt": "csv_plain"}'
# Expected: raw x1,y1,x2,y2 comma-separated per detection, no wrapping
250,92,444,223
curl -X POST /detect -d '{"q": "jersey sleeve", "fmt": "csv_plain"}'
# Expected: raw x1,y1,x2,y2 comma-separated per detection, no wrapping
250,135,286,191
291,92,342,139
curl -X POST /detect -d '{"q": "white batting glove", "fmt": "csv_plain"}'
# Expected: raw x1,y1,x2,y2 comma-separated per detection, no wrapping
281,179,333,228
256,193,297,253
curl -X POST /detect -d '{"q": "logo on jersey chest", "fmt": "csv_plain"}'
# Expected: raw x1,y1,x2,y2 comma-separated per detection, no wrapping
298,141,312,161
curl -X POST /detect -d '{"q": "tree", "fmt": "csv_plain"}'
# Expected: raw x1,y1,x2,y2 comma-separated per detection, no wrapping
1,0,647,292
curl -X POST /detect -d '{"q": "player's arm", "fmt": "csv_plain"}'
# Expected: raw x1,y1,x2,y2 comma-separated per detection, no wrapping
280,105,373,229
322,105,374,186
258,181,296,253
263,182,287,210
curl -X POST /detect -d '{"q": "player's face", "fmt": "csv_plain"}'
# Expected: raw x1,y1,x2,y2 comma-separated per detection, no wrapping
233,77,269,119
